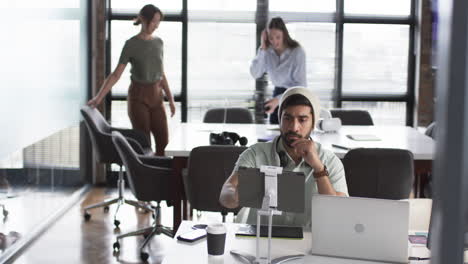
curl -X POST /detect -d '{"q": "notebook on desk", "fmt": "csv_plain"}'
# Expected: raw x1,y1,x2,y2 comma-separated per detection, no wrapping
235,224,303,239
346,134,381,141
311,195,410,263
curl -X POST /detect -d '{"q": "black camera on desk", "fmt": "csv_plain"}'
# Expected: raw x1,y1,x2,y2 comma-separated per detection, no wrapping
209,131,248,146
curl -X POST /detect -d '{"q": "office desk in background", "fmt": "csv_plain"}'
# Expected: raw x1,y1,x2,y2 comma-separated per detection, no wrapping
162,221,432,264
165,123,435,230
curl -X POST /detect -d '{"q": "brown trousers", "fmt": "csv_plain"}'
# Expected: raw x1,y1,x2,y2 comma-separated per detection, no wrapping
127,80,168,156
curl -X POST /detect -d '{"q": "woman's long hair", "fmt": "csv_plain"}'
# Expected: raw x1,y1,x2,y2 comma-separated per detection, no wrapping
134,4,163,25
268,17,300,48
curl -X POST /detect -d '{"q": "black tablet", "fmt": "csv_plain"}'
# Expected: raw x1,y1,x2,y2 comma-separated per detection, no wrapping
235,224,303,239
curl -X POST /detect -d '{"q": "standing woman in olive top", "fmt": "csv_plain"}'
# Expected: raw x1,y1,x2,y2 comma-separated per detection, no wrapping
87,4,176,156
250,17,307,124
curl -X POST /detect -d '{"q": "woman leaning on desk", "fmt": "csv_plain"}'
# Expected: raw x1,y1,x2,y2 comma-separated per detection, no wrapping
87,4,176,156
250,17,307,124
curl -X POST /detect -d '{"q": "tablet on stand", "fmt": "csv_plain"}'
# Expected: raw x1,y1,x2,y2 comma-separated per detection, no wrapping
230,166,305,264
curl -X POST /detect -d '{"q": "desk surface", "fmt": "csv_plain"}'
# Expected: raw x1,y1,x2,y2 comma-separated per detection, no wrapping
162,221,430,264
166,123,435,160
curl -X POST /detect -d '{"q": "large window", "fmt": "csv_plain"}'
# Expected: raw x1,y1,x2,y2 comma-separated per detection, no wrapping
110,21,182,128
110,21,182,96
187,23,255,121
270,0,335,13
107,0,416,125
344,0,411,16
342,24,409,96
111,0,182,12
288,22,336,109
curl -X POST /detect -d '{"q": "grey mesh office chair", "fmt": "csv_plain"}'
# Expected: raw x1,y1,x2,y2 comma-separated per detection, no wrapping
343,148,414,199
81,106,153,228
330,109,374,125
183,145,246,222
111,131,173,262
203,107,254,124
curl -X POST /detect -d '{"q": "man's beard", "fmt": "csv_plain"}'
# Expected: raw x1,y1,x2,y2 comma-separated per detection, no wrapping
281,131,312,148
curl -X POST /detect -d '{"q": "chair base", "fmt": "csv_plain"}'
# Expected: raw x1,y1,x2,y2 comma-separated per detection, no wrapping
83,166,150,228
112,203,173,261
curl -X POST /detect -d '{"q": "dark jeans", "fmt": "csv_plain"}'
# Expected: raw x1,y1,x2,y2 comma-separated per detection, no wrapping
269,87,287,124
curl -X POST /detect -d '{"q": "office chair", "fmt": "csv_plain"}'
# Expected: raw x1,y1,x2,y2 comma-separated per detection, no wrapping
0,205,7,218
111,131,173,262
203,107,254,124
330,109,374,125
81,106,153,228
183,145,246,222
343,148,414,199
423,122,436,198
425,122,436,139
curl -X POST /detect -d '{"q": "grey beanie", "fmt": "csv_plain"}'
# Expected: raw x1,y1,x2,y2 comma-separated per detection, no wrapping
278,87,321,127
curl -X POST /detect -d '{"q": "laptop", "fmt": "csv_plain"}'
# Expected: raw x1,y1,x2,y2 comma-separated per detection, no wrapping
311,195,409,263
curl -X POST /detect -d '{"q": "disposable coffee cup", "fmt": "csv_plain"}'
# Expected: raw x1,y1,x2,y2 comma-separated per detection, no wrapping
206,223,227,256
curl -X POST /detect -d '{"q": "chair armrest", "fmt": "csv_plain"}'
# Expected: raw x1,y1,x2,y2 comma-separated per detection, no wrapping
139,155,173,168
111,128,151,149
126,137,147,155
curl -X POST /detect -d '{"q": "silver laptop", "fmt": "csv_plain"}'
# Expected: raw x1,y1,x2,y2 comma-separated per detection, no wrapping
311,195,409,263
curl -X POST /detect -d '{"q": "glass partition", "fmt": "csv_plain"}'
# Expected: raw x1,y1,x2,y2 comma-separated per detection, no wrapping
0,0,88,257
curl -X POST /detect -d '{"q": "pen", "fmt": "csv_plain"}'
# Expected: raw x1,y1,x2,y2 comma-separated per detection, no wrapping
331,144,350,150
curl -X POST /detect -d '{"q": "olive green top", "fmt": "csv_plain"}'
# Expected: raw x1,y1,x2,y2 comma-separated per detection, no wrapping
118,36,164,84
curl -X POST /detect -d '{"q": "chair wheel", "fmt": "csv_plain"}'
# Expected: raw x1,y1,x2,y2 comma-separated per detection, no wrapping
3,210,8,218
104,206,109,212
114,219,120,228
84,212,91,221
113,241,120,251
140,252,149,261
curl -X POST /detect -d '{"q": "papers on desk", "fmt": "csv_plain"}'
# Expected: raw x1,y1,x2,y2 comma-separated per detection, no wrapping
346,134,381,141
331,144,354,151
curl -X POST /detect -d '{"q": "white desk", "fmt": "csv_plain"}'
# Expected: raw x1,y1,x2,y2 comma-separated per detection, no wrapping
165,123,435,230
162,221,430,264
166,123,434,160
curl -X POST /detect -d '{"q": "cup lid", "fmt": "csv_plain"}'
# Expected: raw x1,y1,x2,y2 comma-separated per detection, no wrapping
207,223,226,234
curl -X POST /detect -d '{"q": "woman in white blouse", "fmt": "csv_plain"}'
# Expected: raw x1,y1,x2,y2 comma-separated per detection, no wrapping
250,17,307,124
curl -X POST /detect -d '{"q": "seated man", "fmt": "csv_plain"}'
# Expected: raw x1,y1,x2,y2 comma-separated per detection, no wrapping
219,87,348,229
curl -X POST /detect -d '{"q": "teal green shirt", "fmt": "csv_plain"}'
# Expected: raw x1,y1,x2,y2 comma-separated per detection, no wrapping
118,36,164,84
233,136,348,229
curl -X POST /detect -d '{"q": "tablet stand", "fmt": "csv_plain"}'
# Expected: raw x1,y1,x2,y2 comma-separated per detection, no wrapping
231,166,304,264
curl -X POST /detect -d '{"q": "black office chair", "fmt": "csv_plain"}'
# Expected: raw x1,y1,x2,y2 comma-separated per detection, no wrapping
343,148,414,199
111,131,173,262
183,145,246,222
203,107,254,124
81,105,153,228
330,109,374,125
